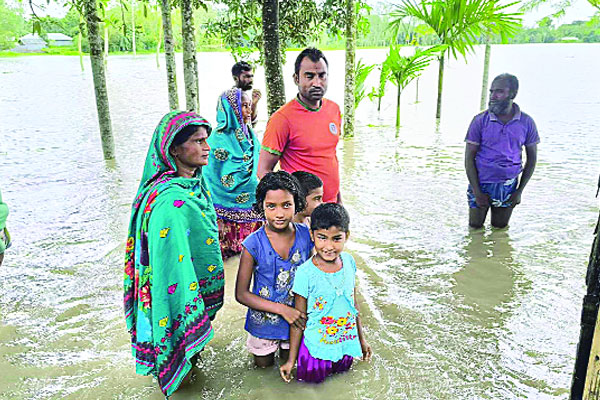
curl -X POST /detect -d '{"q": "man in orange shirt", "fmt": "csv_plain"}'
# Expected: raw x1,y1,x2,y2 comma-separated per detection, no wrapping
257,48,342,204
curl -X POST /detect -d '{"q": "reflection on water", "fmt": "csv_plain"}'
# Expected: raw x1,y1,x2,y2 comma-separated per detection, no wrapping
0,44,599,399
453,230,516,322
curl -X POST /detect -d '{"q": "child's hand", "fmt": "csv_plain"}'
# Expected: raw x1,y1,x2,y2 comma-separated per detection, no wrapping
279,361,294,383
360,340,372,361
280,305,306,330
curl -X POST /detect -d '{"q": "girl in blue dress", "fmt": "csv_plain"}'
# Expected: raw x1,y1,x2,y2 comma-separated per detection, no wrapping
280,203,372,383
235,171,314,367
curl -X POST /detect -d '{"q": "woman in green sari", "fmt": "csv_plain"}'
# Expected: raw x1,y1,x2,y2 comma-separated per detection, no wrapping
124,111,224,397
204,88,263,260
0,189,10,267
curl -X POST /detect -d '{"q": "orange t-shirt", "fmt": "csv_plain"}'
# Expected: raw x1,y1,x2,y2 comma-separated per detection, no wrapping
262,98,342,203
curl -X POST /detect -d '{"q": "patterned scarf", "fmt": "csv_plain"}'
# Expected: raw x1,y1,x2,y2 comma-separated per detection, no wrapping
204,88,262,222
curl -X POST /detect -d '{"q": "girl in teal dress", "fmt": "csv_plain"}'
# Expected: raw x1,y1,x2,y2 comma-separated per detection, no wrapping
124,111,224,397
280,203,372,383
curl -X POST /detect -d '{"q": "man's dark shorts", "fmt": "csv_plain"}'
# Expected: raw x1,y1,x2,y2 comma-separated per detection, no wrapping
467,178,518,208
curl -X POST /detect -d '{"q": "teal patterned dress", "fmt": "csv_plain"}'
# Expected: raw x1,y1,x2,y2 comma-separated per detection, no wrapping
124,111,224,397
204,88,263,260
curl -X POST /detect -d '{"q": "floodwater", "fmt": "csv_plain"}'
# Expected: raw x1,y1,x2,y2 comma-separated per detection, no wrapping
0,44,599,399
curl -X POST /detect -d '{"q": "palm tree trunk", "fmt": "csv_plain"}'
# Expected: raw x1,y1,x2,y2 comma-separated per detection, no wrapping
480,41,491,111
78,14,84,72
343,0,356,138
435,53,444,119
131,0,136,56
181,0,199,111
262,0,286,116
160,0,178,110
84,0,115,160
415,77,419,103
396,85,402,128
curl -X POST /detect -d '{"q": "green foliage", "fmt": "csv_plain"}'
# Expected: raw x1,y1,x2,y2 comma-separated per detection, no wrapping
204,0,372,64
354,58,375,108
384,44,445,91
320,0,371,38
383,44,445,125
0,0,27,50
390,0,522,60
367,61,391,111
205,0,328,63
38,8,83,40
514,16,600,43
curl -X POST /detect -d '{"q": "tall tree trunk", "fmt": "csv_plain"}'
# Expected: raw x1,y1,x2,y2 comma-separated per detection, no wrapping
181,0,199,111
120,2,127,43
396,85,401,128
131,0,136,55
435,52,445,119
156,16,161,69
84,0,115,160
78,14,84,71
262,0,286,116
480,41,491,111
343,0,356,138
104,22,108,66
160,0,178,110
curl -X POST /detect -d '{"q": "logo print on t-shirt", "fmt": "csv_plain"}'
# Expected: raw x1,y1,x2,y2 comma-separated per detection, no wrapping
329,122,338,135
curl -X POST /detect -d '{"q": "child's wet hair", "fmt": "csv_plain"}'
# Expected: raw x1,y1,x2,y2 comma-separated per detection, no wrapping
310,203,350,233
291,171,323,196
254,171,306,214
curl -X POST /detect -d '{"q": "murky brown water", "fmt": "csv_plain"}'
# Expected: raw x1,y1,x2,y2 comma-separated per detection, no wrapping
1,44,599,399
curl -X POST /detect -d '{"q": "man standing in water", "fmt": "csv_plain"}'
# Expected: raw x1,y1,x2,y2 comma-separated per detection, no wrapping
258,48,342,204
465,73,539,229
232,61,261,127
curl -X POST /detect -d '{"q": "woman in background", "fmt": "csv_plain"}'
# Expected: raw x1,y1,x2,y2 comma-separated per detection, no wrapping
204,88,263,260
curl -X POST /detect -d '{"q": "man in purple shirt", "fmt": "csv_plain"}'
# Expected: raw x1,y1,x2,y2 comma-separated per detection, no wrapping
465,73,539,229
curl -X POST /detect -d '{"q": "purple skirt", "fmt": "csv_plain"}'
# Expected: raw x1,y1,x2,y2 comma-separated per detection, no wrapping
296,339,353,383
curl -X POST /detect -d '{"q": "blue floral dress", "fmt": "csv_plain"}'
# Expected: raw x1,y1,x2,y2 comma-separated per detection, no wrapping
242,223,313,340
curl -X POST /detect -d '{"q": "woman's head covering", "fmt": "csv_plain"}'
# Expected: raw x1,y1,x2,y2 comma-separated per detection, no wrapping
133,111,212,210
219,88,249,139
204,89,262,223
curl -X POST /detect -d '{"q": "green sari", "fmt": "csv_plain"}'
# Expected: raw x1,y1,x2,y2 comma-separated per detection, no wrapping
0,189,10,253
124,111,224,397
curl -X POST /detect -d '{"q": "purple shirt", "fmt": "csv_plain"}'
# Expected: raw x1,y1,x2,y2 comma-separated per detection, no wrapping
465,103,540,183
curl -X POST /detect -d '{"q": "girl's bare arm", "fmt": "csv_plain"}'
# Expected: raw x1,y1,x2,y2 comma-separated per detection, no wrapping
355,287,372,360
280,294,307,382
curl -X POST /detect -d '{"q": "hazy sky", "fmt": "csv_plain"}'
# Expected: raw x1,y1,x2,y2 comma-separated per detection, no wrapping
21,0,600,28
520,0,598,26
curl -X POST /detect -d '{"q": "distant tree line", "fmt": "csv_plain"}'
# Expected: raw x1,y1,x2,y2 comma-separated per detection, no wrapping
2,1,599,52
